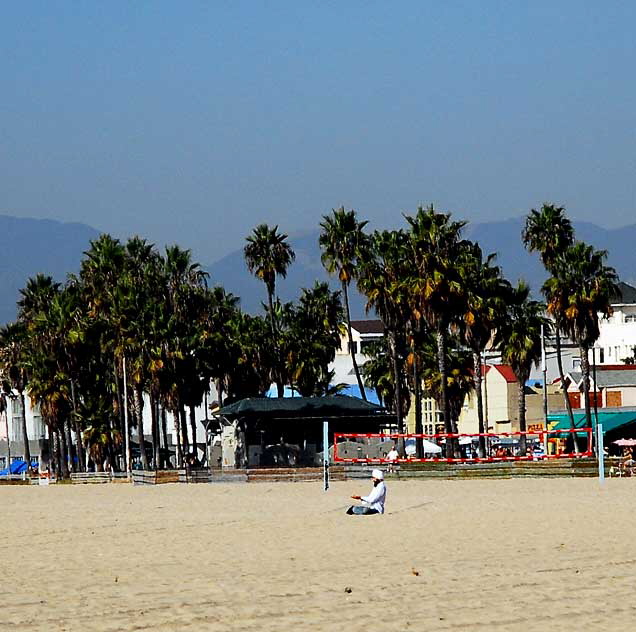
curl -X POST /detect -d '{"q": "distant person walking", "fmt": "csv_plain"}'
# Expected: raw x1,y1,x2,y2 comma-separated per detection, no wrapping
347,469,386,515
386,445,399,473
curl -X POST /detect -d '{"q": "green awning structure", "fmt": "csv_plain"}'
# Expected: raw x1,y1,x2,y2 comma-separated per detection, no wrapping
548,411,636,436
216,395,389,420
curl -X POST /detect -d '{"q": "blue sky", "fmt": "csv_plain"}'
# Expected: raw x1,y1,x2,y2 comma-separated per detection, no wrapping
2,1,635,262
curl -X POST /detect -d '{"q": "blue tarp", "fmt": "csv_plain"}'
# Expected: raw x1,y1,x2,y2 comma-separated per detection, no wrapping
265,384,381,405
0,459,38,476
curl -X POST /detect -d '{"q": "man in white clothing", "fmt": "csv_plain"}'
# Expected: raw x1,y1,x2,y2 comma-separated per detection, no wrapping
346,469,386,515
386,445,399,473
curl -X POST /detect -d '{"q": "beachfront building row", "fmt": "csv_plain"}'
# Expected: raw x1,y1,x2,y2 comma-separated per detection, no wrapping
0,392,213,471
331,307,636,438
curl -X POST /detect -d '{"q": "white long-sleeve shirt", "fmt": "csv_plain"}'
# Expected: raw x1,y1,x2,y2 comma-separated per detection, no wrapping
362,481,386,514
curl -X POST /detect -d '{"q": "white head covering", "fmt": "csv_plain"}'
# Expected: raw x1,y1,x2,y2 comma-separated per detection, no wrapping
371,468,384,480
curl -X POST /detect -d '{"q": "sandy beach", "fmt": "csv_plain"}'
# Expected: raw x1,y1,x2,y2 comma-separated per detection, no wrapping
1,477,633,631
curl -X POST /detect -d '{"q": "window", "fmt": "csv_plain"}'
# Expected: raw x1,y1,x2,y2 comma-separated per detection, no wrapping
0,457,5,469
11,398,21,416
359,340,374,353
348,341,358,354
10,417,21,443
10,397,23,442
625,314,636,323
572,358,581,370
32,415,45,439
598,348,605,363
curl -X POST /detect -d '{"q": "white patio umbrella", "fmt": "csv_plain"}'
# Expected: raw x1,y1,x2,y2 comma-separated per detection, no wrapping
421,439,442,454
404,438,442,455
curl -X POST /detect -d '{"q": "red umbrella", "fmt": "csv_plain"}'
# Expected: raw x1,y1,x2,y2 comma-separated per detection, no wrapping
613,438,636,446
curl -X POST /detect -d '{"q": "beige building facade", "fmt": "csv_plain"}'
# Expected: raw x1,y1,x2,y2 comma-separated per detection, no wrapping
458,364,562,436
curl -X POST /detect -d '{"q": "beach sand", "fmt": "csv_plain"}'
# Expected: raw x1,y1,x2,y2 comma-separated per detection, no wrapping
1,477,632,631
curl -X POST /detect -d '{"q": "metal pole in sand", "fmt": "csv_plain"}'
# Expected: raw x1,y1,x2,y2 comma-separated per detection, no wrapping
597,423,605,484
541,325,549,455
323,420,329,491
123,355,131,480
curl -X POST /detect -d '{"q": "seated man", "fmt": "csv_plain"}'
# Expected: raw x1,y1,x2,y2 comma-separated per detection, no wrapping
347,469,386,515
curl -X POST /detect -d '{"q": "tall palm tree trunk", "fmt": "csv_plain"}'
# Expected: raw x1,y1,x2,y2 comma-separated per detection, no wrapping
343,282,367,401
64,419,75,473
150,394,158,470
52,428,61,478
59,427,70,479
387,329,403,434
580,344,593,450
18,393,32,474
437,329,455,457
74,419,86,473
114,355,125,436
473,352,487,458
555,330,579,451
267,287,284,397
179,405,189,456
135,386,149,470
161,406,169,468
518,381,527,454
69,381,86,472
189,405,197,462
173,410,183,468
3,409,11,474
216,379,224,407
413,354,423,458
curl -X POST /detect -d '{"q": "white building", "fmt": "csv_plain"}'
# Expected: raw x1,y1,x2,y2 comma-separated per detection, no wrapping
331,319,384,389
0,390,213,471
0,395,47,471
592,282,636,365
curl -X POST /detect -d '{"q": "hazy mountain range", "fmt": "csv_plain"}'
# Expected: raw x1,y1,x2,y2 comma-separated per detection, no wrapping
0,214,634,324
209,217,636,316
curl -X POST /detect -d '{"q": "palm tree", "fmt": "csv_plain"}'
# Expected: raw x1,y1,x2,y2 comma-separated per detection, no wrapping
122,237,163,471
543,242,619,430
357,229,411,433
244,224,295,396
420,332,474,437
522,204,574,270
160,245,211,465
522,203,577,430
319,207,370,400
461,243,512,457
80,235,129,465
495,283,547,453
360,340,393,408
17,275,75,477
406,205,469,452
0,322,32,473
284,282,344,396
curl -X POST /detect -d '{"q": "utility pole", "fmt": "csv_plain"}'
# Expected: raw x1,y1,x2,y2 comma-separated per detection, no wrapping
542,325,549,454
123,355,131,479
3,398,11,475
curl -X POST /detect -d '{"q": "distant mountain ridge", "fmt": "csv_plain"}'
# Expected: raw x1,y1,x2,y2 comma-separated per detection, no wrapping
207,217,636,317
0,214,633,324
0,215,100,323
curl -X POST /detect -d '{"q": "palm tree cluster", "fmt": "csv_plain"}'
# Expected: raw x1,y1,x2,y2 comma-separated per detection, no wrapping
0,233,343,477
0,202,618,475
523,204,619,431
320,205,547,458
